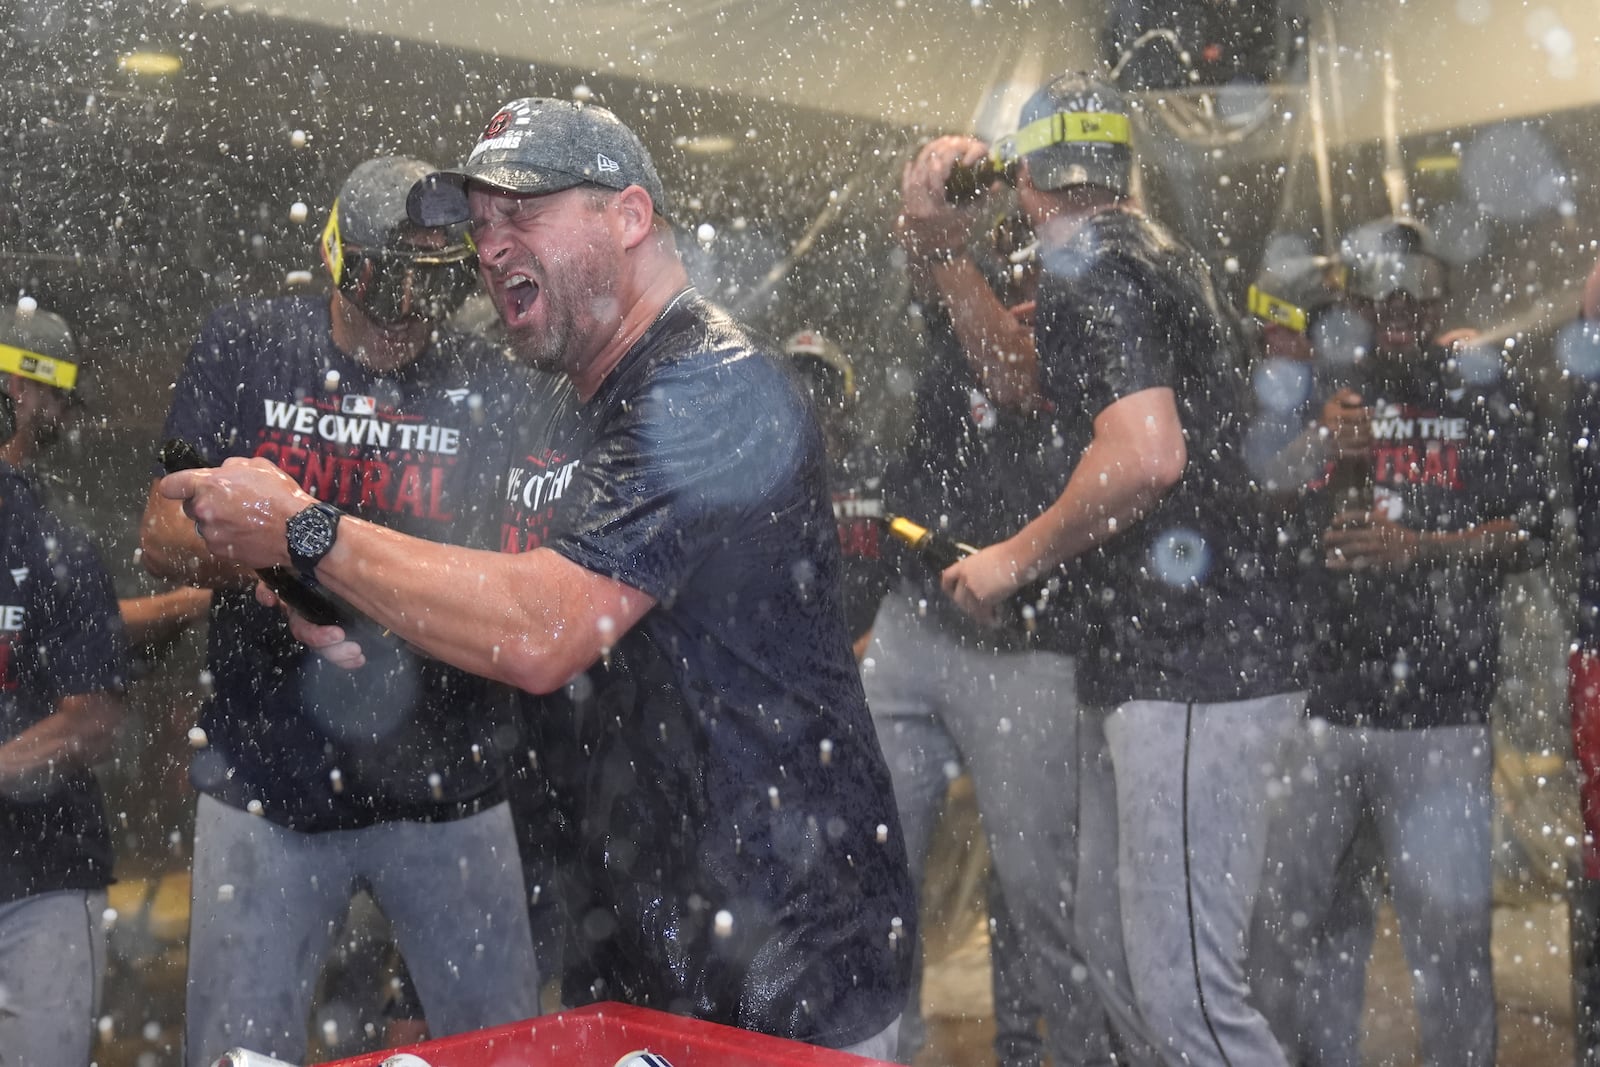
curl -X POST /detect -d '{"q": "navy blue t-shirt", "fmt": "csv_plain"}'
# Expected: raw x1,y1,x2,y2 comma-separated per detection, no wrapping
162,297,527,831
885,301,1080,652
1306,353,1548,729
0,464,125,903
500,293,914,1048
1035,208,1298,705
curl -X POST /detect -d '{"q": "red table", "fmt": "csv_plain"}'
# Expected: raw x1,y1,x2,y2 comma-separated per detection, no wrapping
320,1003,896,1067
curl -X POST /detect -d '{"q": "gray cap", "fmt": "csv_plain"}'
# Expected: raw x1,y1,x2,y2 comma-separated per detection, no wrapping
337,157,436,249
0,304,81,394
409,98,669,227
1248,232,1343,331
1012,72,1134,197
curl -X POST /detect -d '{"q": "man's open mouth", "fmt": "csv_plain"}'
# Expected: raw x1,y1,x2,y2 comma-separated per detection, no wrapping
503,271,540,324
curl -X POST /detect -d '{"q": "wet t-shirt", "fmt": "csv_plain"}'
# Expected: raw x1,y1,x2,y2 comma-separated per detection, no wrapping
0,464,125,902
1306,357,1548,729
886,301,1081,654
501,293,914,1048
1035,208,1297,705
162,297,525,831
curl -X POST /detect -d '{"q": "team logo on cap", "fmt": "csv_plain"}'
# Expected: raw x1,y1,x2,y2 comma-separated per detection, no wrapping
482,109,514,140
597,153,619,173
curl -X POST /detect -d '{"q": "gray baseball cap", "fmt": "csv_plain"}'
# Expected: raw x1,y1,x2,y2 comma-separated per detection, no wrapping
408,98,670,227
1011,72,1134,197
0,304,82,396
336,157,440,249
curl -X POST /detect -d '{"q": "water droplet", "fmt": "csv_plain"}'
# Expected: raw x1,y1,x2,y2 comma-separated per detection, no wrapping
187,726,208,748
246,799,264,816
876,823,889,844
1252,357,1313,414
290,129,308,148
1150,528,1212,587
818,738,834,764
217,883,236,902
714,909,734,937
289,201,309,224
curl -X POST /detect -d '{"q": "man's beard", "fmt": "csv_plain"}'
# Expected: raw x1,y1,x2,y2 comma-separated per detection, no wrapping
504,248,617,375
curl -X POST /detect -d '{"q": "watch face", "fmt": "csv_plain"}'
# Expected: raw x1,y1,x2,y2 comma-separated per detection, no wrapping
288,505,338,571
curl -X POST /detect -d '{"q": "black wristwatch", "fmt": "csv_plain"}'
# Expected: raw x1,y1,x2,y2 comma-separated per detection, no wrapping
285,502,342,577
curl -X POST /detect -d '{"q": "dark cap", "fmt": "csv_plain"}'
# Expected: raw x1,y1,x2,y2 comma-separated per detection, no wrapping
1010,72,1134,197
0,302,81,394
1248,232,1344,333
336,157,437,249
409,98,669,228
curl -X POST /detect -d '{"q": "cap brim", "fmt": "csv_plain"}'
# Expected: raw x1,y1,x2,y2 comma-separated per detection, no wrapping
407,162,589,228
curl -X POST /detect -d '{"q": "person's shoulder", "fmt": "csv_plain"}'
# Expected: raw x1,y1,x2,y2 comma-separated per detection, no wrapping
636,297,798,401
0,472,98,568
201,295,323,336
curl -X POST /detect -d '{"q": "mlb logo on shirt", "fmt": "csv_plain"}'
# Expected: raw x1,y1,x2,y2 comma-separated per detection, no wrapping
341,395,376,416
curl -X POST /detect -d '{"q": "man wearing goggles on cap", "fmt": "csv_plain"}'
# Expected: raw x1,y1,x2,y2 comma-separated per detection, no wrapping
321,198,478,333
939,72,1303,1066
140,156,540,1067
0,304,127,1067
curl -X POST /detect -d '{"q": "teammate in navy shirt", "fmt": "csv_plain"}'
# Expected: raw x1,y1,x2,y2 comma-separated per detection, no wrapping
940,74,1301,1065
1251,218,1547,1066
162,100,913,1056
0,305,127,1067
141,158,540,1067
871,160,1105,1067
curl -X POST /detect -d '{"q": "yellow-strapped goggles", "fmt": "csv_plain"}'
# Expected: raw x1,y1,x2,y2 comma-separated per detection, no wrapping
993,111,1133,166
1247,286,1309,334
0,342,78,391
321,201,476,286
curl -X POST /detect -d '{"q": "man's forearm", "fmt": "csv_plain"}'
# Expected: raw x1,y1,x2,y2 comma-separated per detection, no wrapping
1002,388,1186,577
1003,436,1174,578
1421,517,1534,571
931,256,1042,410
120,587,212,646
0,693,122,790
307,518,647,695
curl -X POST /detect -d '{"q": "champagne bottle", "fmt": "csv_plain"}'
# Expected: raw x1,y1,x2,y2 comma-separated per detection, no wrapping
159,439,354,628
884,515,979,570
882,515,1056,634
